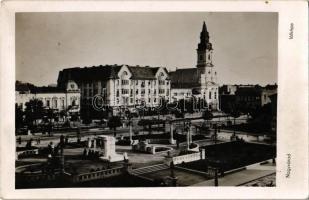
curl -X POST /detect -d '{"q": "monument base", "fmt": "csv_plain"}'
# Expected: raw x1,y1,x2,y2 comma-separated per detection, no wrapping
99,154,125,162
170,139,176,145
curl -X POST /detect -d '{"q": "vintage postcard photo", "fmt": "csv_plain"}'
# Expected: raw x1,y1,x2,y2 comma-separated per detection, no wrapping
0,1,308,199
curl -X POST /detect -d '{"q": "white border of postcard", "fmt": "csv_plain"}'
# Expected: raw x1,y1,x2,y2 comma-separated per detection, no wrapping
0,0,308,199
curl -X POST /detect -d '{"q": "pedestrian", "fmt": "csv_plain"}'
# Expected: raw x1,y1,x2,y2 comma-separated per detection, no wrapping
65,136,69,144
38,137,41,144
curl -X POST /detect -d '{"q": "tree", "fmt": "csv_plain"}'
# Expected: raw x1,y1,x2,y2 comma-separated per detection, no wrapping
173,110,184,119
137,119,165,135
138,119,153,134
24,99,44,129
15,104,24,129
107,116,122,137
202,109,213,125
201,109,213,135
227,103,241,137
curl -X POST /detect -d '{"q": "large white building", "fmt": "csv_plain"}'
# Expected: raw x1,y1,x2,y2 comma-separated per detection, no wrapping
169,21,219,110
15,81,80,114
57,65,171,116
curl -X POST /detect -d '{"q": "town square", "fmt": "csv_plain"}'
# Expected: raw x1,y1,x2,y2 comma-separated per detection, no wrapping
15,12,277,188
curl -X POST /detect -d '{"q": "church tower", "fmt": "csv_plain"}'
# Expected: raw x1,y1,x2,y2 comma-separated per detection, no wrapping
196,21,217,83
196,21,219,110
197,21,213,70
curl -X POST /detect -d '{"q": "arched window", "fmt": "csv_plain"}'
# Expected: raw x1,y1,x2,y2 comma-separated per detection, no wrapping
123,71,128,76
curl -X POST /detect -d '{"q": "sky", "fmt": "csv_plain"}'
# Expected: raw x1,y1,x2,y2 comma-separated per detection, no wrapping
16,12,278,86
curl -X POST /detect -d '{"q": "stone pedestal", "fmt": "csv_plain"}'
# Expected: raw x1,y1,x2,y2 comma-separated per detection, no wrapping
129,124,133,143
187,130,190,150
201,148,206,159
170,123,176,144
98,135,127,162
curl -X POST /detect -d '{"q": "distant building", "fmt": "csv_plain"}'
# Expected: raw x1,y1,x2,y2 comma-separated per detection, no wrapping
57,65,171,117
261,84,278,106
269,93,277,133
219,85,238,95
169,22,219,110
219,84,277,113
235,85,263,111
15,81,80,115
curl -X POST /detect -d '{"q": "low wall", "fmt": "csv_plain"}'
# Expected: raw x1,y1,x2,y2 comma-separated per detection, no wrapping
72,166,125,183
16,149,39,160
172,152,201,165
147,139,170,144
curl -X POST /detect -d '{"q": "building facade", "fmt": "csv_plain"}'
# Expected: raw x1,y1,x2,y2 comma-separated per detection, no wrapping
57,65,171,117
169,22,219,110
219,84,277,113
16,81,80,115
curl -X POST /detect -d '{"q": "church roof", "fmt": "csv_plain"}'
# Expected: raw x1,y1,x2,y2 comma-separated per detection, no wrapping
197,21,213,51
169,68,200,89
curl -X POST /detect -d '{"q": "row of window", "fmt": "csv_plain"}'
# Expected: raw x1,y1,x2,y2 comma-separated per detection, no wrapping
116,97,160,104
237,96,260,101
45,99,77,108
173,91,217,100
116,89,170,97
83,88,107,97
116,80,170,86
174,92,192,96
83,81,106,89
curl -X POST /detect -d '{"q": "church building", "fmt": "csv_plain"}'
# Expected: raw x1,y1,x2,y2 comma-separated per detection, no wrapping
170,22,219,110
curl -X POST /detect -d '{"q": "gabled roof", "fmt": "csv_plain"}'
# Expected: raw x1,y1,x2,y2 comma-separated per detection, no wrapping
128,66,159,80
59,65,122,83
31,86,65,94
169,68,200,89
57,65,170,88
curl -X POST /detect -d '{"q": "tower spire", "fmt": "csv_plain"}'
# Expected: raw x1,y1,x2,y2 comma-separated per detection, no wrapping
196,20,213,69
202,21,207,33
198,21,211,51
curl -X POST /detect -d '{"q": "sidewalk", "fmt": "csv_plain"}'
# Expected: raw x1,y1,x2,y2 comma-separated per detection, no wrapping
192,160,276,186
192,169,275,186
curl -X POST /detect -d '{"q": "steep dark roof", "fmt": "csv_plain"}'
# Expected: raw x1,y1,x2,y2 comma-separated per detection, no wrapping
16,81,66,94
169,68,200,89
57,65,170,88
128,66,159,80
16,84,31,92
31,86,65,94
60,65,121,82
15,81,36,92
57,65,123,88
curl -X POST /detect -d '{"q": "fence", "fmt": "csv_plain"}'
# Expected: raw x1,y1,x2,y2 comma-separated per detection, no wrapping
16,149,39,160
172,152,201,165
72,166,125,183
